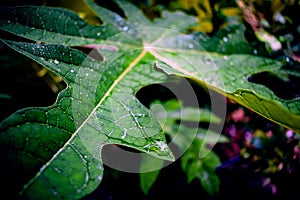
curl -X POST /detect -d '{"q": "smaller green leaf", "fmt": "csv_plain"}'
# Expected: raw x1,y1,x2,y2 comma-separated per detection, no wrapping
151,99,221,124
139,99,226,196
167,107,221,123
139,154,164,195
181,138,221,196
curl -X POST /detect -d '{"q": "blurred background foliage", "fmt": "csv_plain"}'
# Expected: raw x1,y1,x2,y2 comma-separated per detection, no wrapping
1,0,300,199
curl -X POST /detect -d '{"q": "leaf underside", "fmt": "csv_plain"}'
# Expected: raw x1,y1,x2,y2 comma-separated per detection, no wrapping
0,0,299,199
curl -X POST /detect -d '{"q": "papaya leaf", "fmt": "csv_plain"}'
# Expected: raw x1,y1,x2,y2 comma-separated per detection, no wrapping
0,0,299,199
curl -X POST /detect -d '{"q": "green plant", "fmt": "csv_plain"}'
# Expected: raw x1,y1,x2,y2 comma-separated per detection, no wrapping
139,99,228,196
0,0,300,199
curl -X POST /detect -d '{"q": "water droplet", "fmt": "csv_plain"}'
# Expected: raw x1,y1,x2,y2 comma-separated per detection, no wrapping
223,56,228,60
202,172,208,180
97,32,101,36
85,73,89,77
170,24,177,29
253,49,258,55
156,141,167,151
285,56,290,63
188,43,194,49
143,144,151,152
121,129,127,139
122,26,128,31
205,58,213,65
211,81,218,86
54,59,59,64
127,29,135,35
98,165,104,170
7,20,11,23
223,37,228,42
84,155,88,159
70,69,75,73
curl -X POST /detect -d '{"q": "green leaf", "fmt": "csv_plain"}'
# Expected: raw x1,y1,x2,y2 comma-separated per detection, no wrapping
139,154,164,195
154,53,300,133
194,23,255,55
181,137,221,196
167,121,225,196
0,38,175,199
1,0,300,199
139,99,227,195
0,6,119,45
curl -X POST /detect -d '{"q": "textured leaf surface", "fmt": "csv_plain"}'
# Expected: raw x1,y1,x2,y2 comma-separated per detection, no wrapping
0,6,118,45
0,0,300,199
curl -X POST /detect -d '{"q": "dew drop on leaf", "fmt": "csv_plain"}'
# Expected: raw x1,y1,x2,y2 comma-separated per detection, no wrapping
121,129,127,139
223,37,228,42
156,141,167,151
202,172,209,181
205,58,213,65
